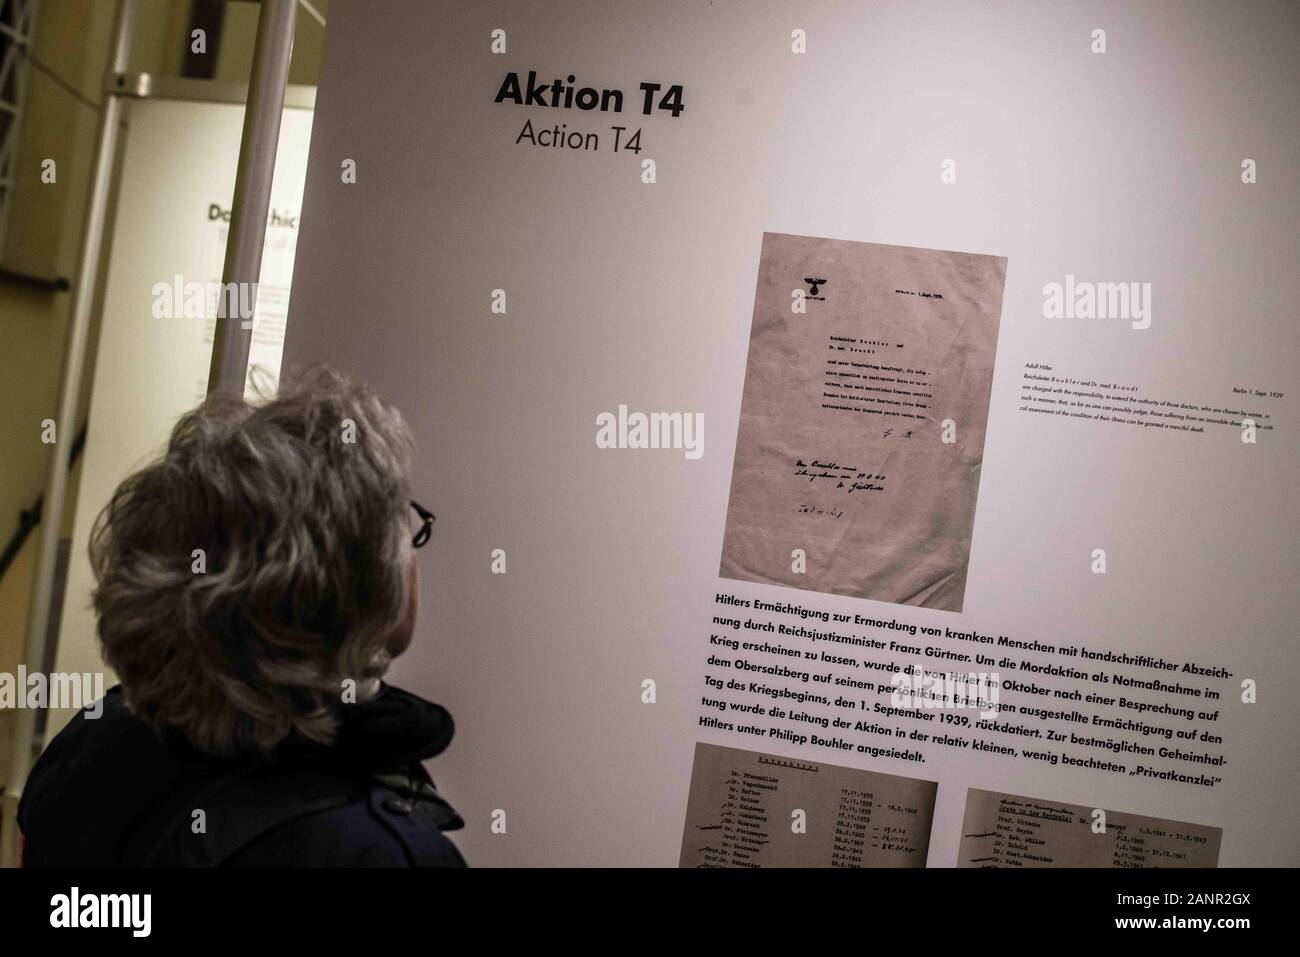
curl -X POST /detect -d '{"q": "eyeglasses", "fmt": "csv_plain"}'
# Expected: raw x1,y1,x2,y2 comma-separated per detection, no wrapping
410,500,435,548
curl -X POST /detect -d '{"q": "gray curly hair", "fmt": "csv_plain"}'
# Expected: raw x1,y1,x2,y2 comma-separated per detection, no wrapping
89,366,416,756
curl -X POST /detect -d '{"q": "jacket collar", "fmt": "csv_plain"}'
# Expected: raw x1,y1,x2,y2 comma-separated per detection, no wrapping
276,682,455,773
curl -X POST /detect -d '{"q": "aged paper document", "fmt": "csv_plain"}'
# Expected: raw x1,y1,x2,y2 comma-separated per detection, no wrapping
679,743,937,867
958,788,1222,867
720,233,1006,612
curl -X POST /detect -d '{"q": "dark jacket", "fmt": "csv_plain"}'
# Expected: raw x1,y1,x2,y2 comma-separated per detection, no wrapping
17,683,466,867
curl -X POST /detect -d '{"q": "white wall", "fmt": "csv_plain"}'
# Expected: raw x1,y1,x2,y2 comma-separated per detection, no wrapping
283,0,1298,866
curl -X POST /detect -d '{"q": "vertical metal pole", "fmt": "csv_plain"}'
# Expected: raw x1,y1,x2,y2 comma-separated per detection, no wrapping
206,0,296,396
1,0,134,869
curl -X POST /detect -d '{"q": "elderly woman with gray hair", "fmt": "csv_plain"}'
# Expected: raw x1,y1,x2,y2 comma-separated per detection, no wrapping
18,368,466,867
